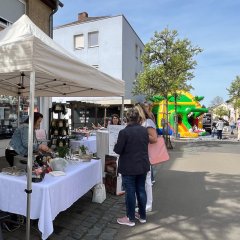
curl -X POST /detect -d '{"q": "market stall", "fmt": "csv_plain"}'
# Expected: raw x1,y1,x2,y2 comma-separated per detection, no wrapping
0,160,102,240
0,14,124,240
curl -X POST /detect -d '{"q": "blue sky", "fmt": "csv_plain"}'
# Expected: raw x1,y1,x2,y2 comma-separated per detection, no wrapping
54,0,240,106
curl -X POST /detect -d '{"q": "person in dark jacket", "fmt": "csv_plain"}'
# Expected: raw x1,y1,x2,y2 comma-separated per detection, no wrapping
114,107,150,227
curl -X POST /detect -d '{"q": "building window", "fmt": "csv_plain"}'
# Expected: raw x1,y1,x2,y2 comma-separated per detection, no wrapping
74,34,84,49
0,95,31,139
140,49,142,60
92,65,99,69
88,31,99,47
0,17,12,30
135,72,138,79
136,45,139,59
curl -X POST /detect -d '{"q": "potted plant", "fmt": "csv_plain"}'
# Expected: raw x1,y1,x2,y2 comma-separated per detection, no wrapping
56,146,69,158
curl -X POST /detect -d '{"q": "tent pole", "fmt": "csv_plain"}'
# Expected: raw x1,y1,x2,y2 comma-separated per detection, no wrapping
17,95,20,127
121,96,124,125
26,71,35,240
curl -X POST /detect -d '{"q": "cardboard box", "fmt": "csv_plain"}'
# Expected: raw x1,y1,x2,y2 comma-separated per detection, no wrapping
104,155,124,195
104,173,124,195
104,155,117,176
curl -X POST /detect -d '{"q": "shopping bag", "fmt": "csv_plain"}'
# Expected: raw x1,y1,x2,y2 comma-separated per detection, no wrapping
148,137,169,165
116,174,125,195
92,183,106,203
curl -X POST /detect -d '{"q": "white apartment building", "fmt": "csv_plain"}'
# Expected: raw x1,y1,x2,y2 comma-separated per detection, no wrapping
53,12,145,105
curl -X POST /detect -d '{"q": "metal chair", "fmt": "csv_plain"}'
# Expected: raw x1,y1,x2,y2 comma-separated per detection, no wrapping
0,211,20,240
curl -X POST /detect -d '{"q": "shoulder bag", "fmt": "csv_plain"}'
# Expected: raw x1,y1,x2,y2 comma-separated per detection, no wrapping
148,137,169,165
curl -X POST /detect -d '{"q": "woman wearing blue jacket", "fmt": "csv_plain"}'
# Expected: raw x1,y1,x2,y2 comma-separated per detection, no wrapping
5,112,50,166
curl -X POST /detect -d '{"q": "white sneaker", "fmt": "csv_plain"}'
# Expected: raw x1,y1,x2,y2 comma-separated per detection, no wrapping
135,207,152,212
117,216,135,227
135,212,146,223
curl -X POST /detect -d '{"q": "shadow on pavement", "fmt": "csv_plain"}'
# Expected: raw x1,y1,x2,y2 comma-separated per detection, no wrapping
154,170,219,218
116,169,240,240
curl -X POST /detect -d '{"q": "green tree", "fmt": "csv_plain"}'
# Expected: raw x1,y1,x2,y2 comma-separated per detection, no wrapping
214,106,229,118
227,76,240,110
133,28,202,145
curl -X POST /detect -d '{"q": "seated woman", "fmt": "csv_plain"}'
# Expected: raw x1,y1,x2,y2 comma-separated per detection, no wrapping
5,112,51,167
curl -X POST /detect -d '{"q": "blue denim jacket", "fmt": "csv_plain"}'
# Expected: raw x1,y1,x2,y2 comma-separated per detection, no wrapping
9,124,38,156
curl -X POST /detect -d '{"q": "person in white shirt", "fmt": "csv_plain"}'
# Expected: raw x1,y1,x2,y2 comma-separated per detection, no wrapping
237,117,240,141
135,103,158,212
216,118,224,140
229,117,235,135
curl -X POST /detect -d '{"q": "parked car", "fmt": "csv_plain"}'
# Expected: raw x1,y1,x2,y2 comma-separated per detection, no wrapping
202,113,212,133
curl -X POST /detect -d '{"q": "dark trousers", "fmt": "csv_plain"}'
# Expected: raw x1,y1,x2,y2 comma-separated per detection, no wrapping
217,130,223,139
122,173,147,221
5,149,18,167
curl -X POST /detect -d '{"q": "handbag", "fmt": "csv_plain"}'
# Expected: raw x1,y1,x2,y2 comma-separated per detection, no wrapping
148,137,169,165
92,183,106,203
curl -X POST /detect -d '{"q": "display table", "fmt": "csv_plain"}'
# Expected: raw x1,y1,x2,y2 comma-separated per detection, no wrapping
0,159,102,240
70,136,96,153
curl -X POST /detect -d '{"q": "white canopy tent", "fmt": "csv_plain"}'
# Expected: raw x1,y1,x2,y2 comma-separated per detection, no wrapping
0,15,124,97
0,14,124,240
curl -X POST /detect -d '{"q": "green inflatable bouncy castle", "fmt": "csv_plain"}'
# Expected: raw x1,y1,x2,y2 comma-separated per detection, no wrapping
150,91,208,138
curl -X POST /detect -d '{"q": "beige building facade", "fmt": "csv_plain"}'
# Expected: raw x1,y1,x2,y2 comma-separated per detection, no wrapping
0,0,63,156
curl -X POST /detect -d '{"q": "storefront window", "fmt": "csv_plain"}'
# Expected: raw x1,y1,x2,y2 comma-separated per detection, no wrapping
0,95,37,139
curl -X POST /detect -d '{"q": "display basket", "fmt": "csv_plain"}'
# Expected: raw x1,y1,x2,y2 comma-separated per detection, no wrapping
50,158,68,171
80,154,92,162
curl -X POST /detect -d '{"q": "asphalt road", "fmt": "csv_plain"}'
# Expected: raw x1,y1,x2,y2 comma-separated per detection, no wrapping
116,141,240,240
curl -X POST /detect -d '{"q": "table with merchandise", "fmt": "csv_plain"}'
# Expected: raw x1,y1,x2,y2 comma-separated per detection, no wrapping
70,135,97,154
0,159,102,240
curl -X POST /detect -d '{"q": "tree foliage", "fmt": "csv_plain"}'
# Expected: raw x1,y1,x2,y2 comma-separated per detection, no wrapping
133,28,203,98
213,106,229,118
226,75,240,109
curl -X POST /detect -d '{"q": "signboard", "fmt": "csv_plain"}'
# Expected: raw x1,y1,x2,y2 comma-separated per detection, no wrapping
108,125,125,156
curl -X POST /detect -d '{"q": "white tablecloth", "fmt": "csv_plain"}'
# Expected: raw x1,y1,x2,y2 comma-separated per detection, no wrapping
70,136,96,153
0,160,102,240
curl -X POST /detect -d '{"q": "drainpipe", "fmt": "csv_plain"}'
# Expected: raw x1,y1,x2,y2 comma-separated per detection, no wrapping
42,0,63,137
49,0,63,38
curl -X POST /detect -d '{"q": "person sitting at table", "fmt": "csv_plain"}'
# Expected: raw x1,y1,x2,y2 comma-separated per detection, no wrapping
5,112,51,167
110,114,121,125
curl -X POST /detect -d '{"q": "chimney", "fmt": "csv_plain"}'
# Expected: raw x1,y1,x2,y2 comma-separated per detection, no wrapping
78,12,88,21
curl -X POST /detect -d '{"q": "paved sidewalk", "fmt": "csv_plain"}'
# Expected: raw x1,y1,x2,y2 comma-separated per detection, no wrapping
3,191,125,240
116,141,240,240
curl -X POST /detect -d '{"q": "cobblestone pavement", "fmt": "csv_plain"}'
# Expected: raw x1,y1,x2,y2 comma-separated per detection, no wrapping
2,190,126,240
2,137,240,240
